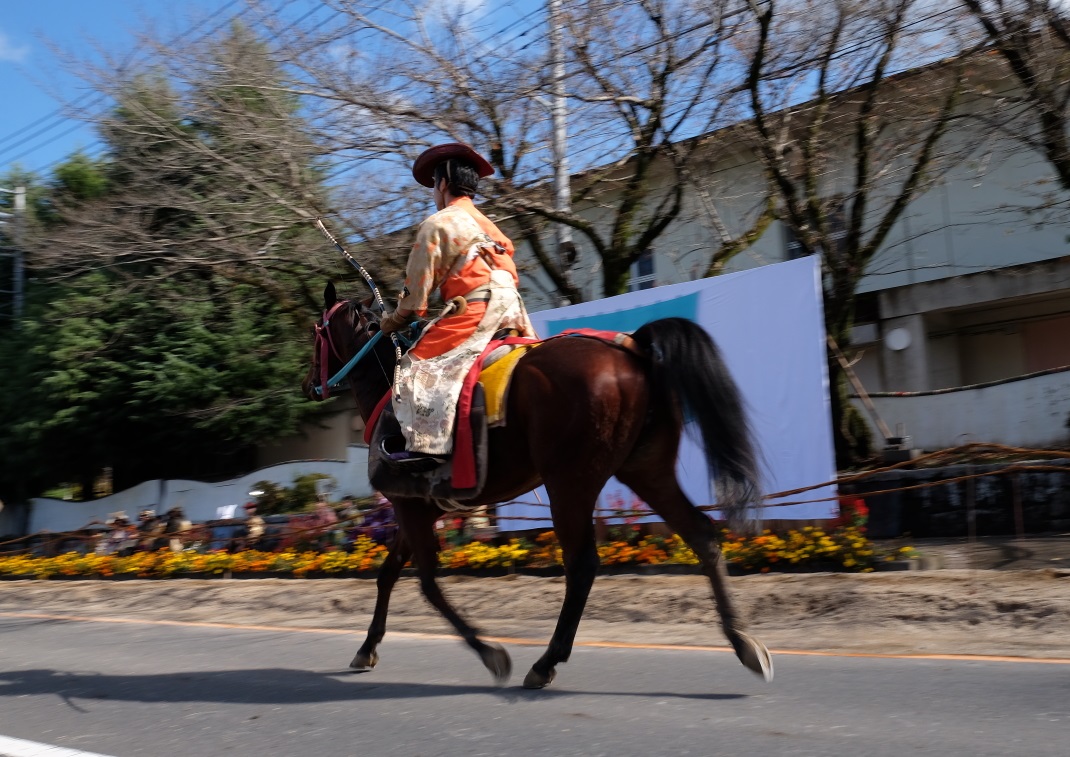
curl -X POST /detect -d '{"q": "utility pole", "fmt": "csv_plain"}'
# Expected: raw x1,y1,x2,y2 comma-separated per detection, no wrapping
13,186,24,324
0,185,25,326
548,0,575,276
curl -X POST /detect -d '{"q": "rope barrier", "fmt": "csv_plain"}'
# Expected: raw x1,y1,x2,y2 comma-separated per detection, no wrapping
4,444,1067,555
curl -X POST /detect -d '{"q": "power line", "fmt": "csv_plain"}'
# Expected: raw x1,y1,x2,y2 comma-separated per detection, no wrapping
2,122,93,167
497,6,546,48
0,94,93,151
20,1,345,178
0,0,254,169
2,0,250,149
488,2,544,41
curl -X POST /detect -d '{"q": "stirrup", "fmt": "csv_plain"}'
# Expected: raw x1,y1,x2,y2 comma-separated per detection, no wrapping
379,438,448,473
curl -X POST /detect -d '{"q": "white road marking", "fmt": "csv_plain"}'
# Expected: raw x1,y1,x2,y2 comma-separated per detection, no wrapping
0,734,117,757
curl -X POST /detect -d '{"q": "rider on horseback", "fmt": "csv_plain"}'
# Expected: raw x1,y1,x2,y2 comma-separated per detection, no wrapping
378,143,535,465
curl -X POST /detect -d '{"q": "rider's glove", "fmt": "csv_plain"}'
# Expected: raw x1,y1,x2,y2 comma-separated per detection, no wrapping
378,309,410,334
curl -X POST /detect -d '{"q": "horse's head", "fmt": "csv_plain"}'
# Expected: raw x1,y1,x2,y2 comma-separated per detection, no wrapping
301,281,383,402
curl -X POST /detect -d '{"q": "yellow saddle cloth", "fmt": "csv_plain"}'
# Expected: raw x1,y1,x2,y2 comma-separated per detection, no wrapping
479,345,536,426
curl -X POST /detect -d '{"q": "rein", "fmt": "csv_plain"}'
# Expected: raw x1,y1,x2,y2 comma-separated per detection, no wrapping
313,300,414,399
315,326,384,398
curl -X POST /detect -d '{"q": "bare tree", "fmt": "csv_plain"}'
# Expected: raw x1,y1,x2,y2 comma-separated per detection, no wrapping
963,0,1070,192
259,0,773,303
743,0,972,464
32,25,339,318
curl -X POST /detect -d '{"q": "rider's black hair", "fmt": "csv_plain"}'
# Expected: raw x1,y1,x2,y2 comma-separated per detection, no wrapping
433,158,479,198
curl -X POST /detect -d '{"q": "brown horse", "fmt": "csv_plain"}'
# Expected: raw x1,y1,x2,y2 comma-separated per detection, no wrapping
302,282,772,688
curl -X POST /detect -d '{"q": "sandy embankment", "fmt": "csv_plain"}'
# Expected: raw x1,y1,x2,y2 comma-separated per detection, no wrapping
2,569,1068,658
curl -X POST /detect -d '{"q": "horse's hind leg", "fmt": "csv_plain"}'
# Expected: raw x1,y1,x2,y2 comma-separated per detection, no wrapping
395,500,512,684
350,536,412,670
616,468,773,682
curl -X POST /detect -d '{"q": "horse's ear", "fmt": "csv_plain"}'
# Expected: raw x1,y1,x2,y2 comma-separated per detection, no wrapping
323,281,337,310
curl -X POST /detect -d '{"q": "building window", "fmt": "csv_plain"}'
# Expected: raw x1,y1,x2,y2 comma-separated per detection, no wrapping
784,225,807,260
629,248,656,291
783,199,848,260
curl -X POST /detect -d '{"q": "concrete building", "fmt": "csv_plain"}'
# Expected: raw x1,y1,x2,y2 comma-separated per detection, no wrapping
504,123,1061,453
277,58,1070,464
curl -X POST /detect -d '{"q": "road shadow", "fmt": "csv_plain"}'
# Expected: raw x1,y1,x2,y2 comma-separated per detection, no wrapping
0,667,749,705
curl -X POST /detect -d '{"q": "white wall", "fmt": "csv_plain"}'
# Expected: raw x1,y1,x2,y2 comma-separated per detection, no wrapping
854,369,1070,451
257,396,362,467
0,500,27,536
26,446,372,535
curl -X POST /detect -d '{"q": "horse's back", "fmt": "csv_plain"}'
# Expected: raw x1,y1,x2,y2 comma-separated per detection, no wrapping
499,335,651,466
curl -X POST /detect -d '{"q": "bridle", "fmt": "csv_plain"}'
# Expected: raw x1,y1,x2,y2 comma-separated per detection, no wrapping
312,300,385,399
312,299,419,399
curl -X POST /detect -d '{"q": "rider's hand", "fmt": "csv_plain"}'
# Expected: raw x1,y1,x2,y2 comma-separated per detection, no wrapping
378,309,410,334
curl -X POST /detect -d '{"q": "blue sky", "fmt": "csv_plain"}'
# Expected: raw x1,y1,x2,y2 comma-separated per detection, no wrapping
0,0,237,178
0,0,538,181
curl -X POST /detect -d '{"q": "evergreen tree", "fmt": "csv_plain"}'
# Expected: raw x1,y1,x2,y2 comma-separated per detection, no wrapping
0,273,315,495
0,26,336,501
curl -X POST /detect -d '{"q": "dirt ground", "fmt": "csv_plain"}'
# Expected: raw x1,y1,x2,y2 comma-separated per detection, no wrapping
2,561,1068,659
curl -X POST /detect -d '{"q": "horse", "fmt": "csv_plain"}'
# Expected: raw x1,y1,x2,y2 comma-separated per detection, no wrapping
302,282,773,688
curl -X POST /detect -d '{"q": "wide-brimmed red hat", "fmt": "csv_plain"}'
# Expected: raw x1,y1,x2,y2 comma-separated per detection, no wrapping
412,143,494,188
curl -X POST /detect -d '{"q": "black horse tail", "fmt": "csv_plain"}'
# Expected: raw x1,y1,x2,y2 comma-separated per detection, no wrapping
631,317,763,533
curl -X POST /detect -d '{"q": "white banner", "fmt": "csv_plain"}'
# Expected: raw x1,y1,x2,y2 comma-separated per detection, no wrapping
498,256,837,529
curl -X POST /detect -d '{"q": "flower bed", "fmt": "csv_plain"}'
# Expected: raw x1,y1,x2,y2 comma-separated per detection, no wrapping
721,525,876,571
0,526,899,580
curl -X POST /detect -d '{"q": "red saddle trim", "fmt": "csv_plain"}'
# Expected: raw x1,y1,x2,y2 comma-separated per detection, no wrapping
363,390,394,446
452,328,626,489
363,328,627,490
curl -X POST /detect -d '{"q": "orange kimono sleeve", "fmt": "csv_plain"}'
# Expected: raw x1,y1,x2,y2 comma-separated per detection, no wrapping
399,218,448,315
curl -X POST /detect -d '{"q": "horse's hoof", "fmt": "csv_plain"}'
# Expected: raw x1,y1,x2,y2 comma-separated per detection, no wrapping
349,650,379,670
522,666,556,689
733,631,773,682
479,643,512,685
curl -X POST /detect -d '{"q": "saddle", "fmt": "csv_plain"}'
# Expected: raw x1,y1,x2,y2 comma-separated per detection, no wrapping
367,333,537,508
368,383,490,506
367,328,635,508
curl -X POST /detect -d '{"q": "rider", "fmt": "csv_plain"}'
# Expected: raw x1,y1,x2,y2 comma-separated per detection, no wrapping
378,143,535,464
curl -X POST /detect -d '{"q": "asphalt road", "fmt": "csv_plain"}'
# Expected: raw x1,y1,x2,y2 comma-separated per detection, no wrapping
0,614,1066,757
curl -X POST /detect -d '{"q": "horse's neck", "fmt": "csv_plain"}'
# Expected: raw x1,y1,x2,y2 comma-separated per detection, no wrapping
350,359,394,422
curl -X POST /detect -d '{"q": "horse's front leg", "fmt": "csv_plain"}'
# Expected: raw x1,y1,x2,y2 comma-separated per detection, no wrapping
350,536,412,670
397,502,512,684
523,486,601,690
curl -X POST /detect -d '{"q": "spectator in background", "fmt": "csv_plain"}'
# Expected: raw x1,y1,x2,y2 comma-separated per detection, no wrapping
313,497,339,550
243,502,265,550
338,497,357,522
336,497,360,551
137,509,165,551
361,492,397,546
164,507,191,553
100,513,137,556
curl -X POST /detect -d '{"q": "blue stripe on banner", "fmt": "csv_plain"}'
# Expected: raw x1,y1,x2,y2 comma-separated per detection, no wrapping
541,291,701,336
